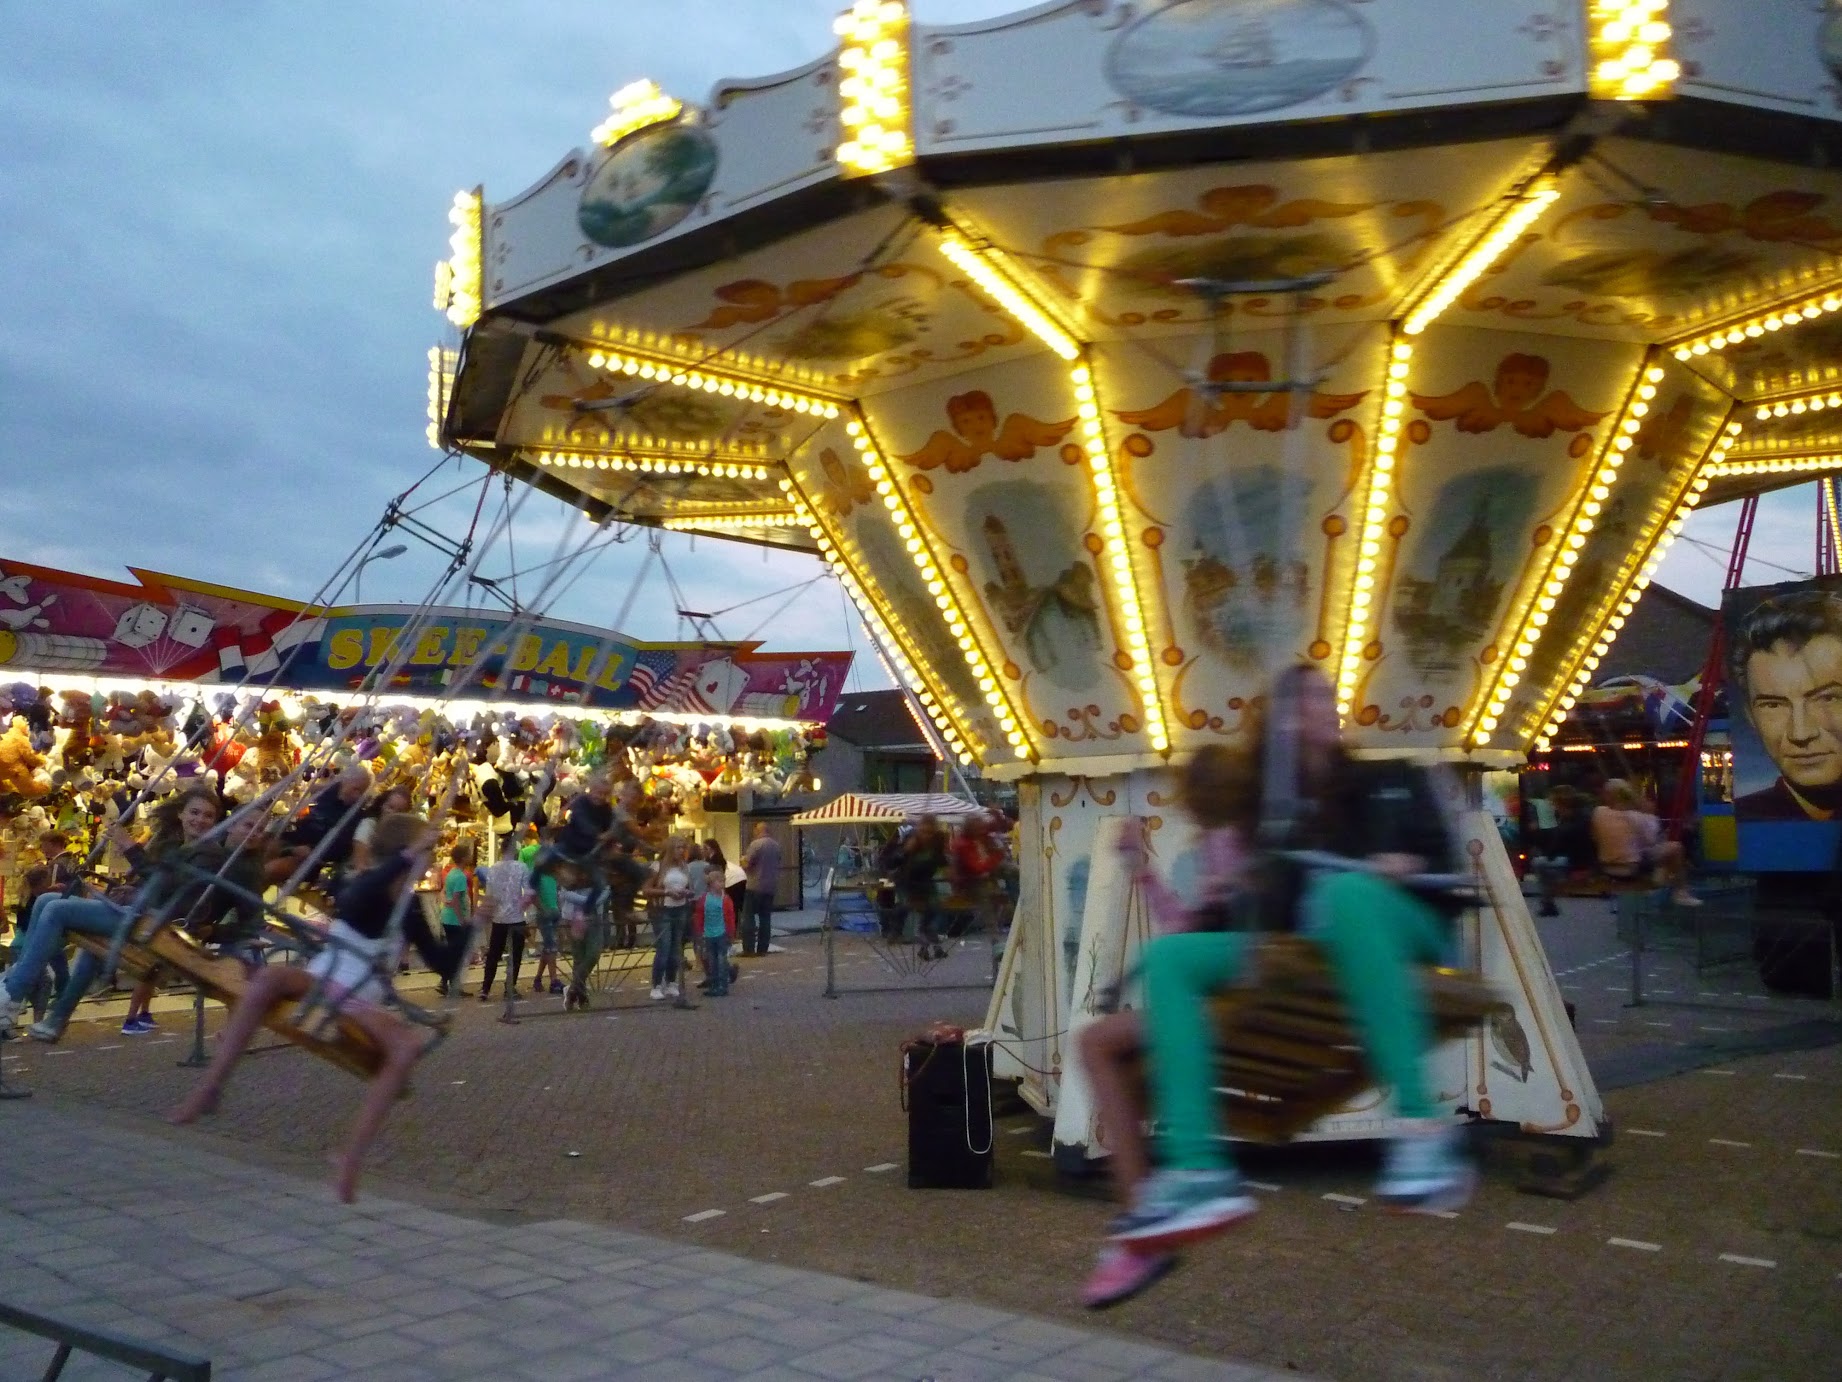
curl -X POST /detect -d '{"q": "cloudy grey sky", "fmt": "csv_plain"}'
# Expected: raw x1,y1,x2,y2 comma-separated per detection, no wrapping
0,1,1809,696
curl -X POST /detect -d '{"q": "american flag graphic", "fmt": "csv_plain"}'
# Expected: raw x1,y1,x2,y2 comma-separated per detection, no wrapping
625,650,700,711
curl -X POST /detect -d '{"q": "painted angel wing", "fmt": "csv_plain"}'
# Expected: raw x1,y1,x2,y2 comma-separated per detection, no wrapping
1515,391,1609,439
1410,381,1502,433
1115,389,1232,439
899,429,981,473
991,412,1077,460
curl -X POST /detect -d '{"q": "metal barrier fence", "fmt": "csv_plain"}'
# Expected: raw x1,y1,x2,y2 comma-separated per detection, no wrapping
0,1297,211,1380
1616,877,1842,1019
820,877,1004,998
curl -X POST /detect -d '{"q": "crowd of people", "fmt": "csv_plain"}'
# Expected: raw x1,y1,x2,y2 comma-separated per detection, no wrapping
1522,776,1700,915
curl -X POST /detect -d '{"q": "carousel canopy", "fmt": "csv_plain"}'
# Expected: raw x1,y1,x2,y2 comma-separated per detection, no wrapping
790,791,981,826
431,0,1842,777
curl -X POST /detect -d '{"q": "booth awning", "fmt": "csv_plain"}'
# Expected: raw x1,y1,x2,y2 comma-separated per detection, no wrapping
790,792,983,826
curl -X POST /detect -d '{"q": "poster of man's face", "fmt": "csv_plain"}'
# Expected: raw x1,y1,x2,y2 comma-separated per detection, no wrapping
1725,577,1842,821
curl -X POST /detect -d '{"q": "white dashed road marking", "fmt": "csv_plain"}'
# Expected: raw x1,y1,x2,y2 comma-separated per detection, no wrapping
1709,1138,1751,1148
1609,1238,1661,1252
1796,1148,1840,1160
748,1193,787,1204
864,1163,898,1173
1507,1222,1558,1236
809,1176,846,1187
1719,1254,1775,1269
1700,1069,1737,1077
1426,1210,1461,1220
1773,1073,1809,1081
1021,1150,1052,1159
1322,1193,1365,1207
683,1209,724,1223
1244,1180,1282,1192
1628,1129,1667,1137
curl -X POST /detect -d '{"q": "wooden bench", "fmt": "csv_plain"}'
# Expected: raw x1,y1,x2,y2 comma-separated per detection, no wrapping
69,921,393,1080
1133,936,1501,1144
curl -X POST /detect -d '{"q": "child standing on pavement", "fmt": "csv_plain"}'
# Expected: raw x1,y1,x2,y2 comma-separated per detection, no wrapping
435,840,475,998
520,840,563,996
478,849,530,1003
699,885,734,996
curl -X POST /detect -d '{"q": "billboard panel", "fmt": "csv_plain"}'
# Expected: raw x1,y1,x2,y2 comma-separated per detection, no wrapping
1722,575,1842,872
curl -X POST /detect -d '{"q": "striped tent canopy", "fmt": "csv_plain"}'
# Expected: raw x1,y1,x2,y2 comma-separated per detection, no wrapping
790,792,983,826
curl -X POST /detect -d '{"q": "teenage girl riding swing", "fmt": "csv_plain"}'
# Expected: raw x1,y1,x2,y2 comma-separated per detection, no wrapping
1076,663,1479,1304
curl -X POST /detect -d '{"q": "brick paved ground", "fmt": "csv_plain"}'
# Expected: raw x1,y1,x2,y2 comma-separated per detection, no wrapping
0,1100,1295,1382
3,899,1839,1380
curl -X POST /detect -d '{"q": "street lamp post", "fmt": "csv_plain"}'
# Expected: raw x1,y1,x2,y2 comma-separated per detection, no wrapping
353,544,408,603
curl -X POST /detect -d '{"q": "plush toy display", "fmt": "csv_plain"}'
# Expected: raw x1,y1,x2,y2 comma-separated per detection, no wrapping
0,671,825,910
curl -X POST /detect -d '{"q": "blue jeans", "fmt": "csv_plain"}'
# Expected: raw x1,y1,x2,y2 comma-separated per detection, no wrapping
704,933,730,995
4,897,128,1005
9,894,71,1005
651,906,688,986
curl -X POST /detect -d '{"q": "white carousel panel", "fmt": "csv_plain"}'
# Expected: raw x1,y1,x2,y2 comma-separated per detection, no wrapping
867,354,1153,761
1497,358,1733,743
486,56,841,310
1676,0,1842,124
1453,137,1842,348
1091,322,1390,750
913,0,1580,157
542,205,1057,402
784,416,1006,751
947,137,1545,344
1352,327,1644,751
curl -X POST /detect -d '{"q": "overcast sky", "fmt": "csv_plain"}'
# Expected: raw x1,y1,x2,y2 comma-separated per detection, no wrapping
0,1,1808,698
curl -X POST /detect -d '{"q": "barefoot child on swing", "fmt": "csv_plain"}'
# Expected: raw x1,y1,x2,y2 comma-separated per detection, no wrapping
1083,663,1477,1278
169,811,480,1202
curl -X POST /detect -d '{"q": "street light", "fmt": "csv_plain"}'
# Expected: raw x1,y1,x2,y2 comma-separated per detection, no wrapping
353,543,408,603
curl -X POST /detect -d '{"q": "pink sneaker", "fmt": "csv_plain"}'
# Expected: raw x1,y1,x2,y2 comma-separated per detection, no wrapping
1080,1243,1177,1310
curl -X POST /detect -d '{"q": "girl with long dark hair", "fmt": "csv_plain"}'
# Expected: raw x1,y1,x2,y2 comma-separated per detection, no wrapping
1108,663,1474,1251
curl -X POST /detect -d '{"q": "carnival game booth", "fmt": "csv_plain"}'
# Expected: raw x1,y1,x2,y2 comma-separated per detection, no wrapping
429,0,1842,1180
0,555,850,1018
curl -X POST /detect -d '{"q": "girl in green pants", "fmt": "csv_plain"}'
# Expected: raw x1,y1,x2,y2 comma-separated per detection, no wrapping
1110,664,1475,1250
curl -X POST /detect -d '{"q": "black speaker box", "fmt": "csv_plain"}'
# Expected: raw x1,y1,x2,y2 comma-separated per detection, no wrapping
904,1037,994,1189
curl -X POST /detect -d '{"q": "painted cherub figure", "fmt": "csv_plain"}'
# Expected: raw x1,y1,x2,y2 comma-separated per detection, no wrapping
899,390,1074,473
1411,353,1606,438
1116,351,1365,437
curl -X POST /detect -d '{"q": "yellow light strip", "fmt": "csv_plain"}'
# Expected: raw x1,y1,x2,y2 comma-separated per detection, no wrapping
434,188,483,328
1072,362,1170,754
536,429,768,457
586,323,831,389
833,0,913,177
584,346,845,417
1707,453,1842,479
1335,335,1416,719
782,480,982,763
661,509,801,531
1826,476,1842,550
1753,386,1842,421
1467,357,1663,748
426,347,457,450
1587,0,1680,100
936,232,1079,360
850,413,1036,761
1670,285,1842,358
1401,182,1561,336
531,449,774,481
590,79,683,148
1527,415,1743,747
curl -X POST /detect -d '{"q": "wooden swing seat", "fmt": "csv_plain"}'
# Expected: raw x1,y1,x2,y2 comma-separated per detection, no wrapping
69,920,392,1081
1150,935,1501,1145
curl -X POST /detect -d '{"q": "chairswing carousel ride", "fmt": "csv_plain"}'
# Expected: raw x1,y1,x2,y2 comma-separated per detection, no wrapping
427,0,1842,1168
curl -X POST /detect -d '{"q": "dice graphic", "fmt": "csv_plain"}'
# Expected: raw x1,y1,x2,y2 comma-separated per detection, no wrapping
113,602,169,649
167,606,216,648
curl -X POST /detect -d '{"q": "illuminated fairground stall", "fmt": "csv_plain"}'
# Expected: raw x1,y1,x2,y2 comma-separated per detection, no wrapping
428,0,1842,1166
